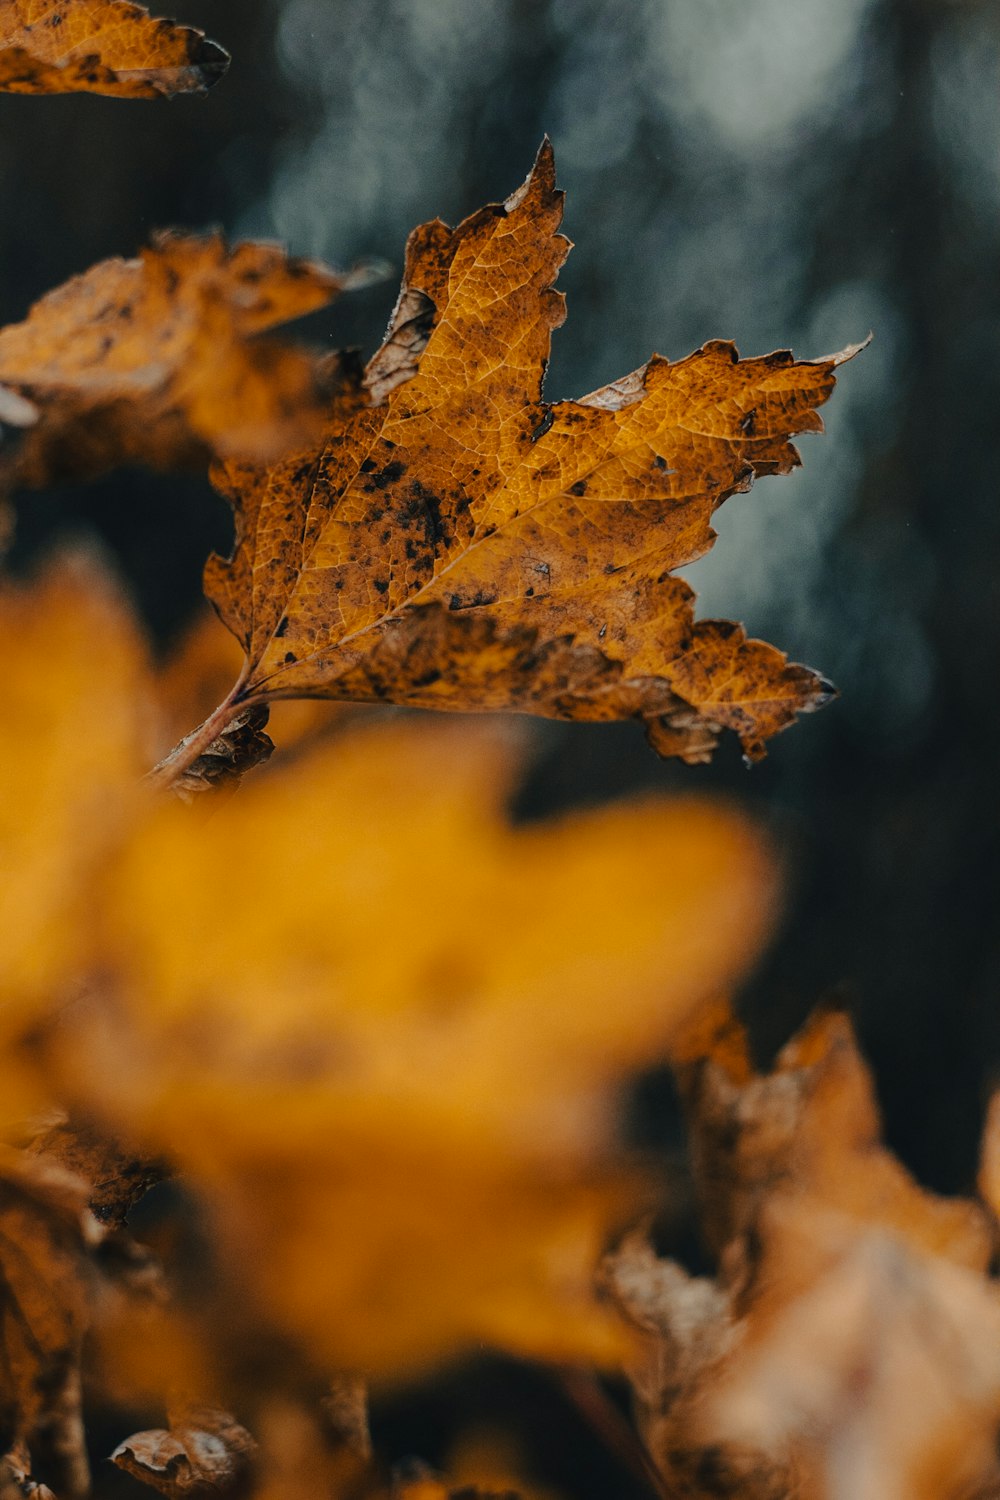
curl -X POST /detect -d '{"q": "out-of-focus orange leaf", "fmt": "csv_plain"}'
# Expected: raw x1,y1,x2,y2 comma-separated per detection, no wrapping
0,551,777,1382
58,711,778,1379
0,236,374,491
672,1002,992,1265
194,141,859,777
0,1,228,97
606,1004,1000,1500
0,554,149,1088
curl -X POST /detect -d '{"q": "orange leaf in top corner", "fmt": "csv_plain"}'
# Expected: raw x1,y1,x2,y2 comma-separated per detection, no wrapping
0,0,228,97
204,141,862,767
0,235,375,489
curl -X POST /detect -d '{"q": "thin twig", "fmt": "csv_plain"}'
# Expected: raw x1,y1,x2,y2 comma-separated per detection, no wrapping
144,665,252,793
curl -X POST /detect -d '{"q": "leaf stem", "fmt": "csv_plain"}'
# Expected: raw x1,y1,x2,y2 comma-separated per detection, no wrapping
145,665,251,793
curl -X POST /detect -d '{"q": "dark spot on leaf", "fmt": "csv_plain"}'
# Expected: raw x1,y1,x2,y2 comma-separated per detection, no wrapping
529,409,554,443
371,460,406,490
274,615,289,637
283,651,296,664
360,457,377,473
373,578,389,594
403,479,445,549
569,480,587,497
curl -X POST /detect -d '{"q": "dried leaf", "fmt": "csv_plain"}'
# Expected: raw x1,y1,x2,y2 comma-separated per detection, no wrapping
0,1,228,97
607,1007,1000,1500
0,237,371,490
0,1444,56,1500
712,1206,1000,1500
112,1407,257,1496
167,704,274,801
0,1151,96,1500
24,1114,167,1231
673,1003,992,1268
205,142,859,764
321,1376,370,1462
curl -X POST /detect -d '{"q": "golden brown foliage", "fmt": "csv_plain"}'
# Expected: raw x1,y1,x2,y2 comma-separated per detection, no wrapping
0,236,372,490
0,1152,95,1499
111,1407,257,1496
196,143,857,773
606,1004,1000,1500
0,112,918,1500
0,0,227,97
0,557,781,1482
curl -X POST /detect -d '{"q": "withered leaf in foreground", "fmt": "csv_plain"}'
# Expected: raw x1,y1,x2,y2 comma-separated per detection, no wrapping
0,1,228,97
112,1408,257,1497
0,1151,96,1500
16,546,779,1377
202,141,860,772
605,1005,1000,1500
0,235,372,491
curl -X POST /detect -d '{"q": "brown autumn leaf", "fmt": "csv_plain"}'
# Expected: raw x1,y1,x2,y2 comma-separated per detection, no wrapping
197,141,861,773
0,236,375,492
24,1113,167,1232
605,1004,1000,1500
0,1150,97,1500
0,1,228,97
111,1406,257,1496
0,1445,56,1500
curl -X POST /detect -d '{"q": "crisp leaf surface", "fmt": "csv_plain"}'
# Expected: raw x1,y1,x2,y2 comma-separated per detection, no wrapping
207,143,859,762
0,0,227,96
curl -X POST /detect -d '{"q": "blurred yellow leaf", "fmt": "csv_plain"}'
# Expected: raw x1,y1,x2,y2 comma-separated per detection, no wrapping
0,557,779,1384
607,1004,1000,1500
0,555,149,1096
